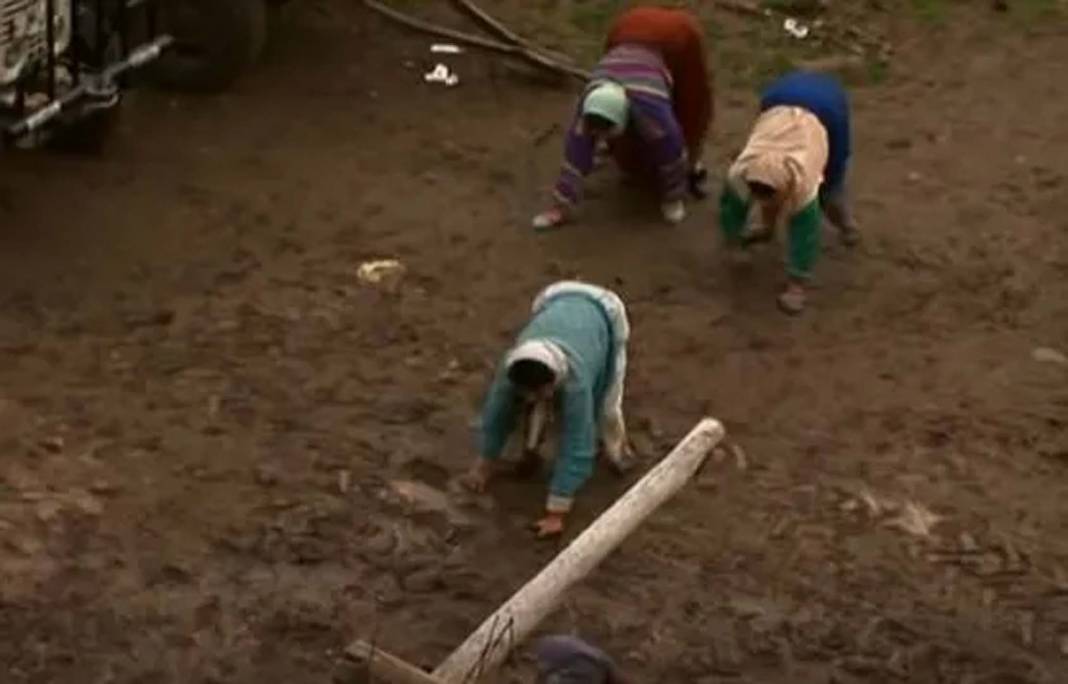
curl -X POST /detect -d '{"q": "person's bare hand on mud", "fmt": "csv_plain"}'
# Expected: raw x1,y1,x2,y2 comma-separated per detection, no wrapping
533,512,566,538
460,459,493,493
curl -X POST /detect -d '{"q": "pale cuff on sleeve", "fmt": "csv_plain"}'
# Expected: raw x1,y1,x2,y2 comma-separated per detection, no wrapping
546,495,574,514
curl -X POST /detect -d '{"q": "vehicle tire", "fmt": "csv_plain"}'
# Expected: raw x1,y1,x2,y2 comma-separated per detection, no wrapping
46,106,122,155
149,0,268,92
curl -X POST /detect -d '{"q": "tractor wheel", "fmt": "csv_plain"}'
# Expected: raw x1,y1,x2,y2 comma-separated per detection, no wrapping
149,0,267,92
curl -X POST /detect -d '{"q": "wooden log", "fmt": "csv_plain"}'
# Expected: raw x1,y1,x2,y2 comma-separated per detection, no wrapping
347,640,445,684
432,418,726,683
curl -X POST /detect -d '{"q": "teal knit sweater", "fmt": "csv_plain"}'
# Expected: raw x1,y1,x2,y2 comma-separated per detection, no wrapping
480,294,613,501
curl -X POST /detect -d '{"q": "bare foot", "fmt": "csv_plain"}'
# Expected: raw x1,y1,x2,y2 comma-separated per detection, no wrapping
532,513,566,538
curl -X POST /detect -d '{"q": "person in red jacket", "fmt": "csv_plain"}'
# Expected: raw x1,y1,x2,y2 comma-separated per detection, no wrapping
533,6,714,230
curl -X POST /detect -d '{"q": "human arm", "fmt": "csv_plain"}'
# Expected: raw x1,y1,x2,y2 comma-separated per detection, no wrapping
536,114,598,230
478,364,520,461
629,94,689,202
719,181,751,244
463,364,522,492
546,386,597,514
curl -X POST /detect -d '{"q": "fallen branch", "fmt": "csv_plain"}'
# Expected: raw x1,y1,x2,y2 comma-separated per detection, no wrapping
715,0,884,61
362,0,589,82
448,0,584,68
717,0,770,18
432,418,726,682
447,0,525,46
347,640,444,684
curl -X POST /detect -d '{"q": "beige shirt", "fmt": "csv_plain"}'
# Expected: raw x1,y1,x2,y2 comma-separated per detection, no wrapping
727,105,829,216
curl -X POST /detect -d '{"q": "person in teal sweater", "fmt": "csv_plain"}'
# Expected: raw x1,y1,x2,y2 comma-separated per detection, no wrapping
462,281,632,538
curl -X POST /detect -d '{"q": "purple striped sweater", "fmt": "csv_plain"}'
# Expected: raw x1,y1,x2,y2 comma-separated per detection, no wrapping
553,44,689,208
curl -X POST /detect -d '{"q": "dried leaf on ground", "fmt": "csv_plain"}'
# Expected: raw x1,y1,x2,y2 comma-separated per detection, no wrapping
884,501,942,538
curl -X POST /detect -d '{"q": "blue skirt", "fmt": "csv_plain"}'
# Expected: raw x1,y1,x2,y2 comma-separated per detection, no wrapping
760,71,852,194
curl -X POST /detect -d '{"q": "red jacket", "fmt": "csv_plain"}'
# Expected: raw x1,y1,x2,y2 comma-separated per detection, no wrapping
605,6,713,160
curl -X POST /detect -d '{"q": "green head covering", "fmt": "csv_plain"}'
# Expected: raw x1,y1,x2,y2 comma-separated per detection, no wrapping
581,81,628,136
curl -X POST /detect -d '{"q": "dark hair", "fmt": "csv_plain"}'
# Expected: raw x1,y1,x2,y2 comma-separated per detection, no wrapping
582,113,616,133
747,180,777,199
508,359,555,390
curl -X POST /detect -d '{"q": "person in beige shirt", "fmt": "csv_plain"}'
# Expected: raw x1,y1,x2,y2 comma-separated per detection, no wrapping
719,71,859,314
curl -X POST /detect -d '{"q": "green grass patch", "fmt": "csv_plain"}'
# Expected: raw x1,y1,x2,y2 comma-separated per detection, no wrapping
865,58,890,86
910,0,948,23
1013,0,1064,21
761,0,824,14
570,0,629,35
751,51,795,91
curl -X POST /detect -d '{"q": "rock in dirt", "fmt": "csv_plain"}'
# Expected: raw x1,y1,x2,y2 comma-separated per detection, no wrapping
368,573,405,608
6,533,44,556
254,463,281,487
39,435,65,454
68,490,104,517
357,259,406,293
387,479,473,527
337,469,352,494
363,524,397,556
837,655,884,675
1031,347,1068,366
34,499,63,523
402,566,443,593
0,321,36,354
884,501,942,537
89,479,120,496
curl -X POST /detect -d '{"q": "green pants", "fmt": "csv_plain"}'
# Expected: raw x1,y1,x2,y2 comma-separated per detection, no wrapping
719,187,822,279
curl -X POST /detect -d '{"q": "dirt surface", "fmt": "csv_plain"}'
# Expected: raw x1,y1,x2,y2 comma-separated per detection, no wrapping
2,1,1068,682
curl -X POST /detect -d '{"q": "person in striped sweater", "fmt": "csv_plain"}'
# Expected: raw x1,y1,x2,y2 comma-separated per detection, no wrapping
461,281,632,538
533,6,713,230
719,71,860,314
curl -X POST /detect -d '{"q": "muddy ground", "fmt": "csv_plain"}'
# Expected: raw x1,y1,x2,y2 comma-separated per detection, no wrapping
1,1,1067,682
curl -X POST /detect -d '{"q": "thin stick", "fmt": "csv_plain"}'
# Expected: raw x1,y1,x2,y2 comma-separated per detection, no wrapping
717,0,769,18
447,0,586,69
347,641,445,684
433,418,726,682
447,0,525,46
362,0,589,82
715,0,877,58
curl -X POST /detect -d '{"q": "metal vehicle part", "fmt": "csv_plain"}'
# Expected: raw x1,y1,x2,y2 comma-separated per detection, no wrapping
148,0,267,92
1,0,171,148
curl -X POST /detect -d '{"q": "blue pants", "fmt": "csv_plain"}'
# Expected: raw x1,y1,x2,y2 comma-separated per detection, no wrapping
760,71,852,194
